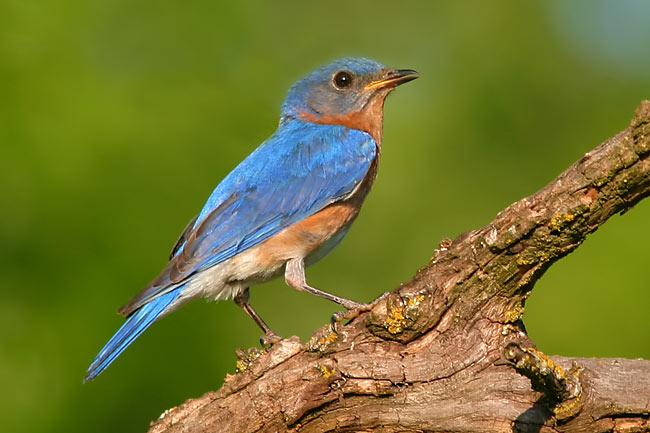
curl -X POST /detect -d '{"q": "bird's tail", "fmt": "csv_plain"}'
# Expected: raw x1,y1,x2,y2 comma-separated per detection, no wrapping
84,287,182,382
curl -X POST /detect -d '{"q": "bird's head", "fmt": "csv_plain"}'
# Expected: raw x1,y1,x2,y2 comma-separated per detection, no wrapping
281,57,418,142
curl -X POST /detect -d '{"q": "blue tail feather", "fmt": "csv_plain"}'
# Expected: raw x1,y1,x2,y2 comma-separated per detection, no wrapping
84,287,182,381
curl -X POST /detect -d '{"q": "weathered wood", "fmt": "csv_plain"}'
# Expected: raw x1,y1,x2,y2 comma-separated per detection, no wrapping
149,101,650,433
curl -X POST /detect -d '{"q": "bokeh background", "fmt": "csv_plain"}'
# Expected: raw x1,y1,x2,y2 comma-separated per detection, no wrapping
2,1,649,432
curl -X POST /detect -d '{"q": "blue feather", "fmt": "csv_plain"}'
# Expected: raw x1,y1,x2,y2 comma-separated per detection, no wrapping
84,288,182,381
191,121,376,267
195,119,375,229
124,120,376,311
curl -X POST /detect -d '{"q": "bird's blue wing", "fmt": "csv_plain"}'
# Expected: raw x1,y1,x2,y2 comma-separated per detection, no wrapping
119,120,376,315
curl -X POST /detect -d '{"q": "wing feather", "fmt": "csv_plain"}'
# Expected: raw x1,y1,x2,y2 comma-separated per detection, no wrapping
119,121,376,316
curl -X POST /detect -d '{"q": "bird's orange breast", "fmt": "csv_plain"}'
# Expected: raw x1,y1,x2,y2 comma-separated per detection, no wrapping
252,156,379,270
252,200,360,269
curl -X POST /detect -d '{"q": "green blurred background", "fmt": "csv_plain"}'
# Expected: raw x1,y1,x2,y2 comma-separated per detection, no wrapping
2,1,649,431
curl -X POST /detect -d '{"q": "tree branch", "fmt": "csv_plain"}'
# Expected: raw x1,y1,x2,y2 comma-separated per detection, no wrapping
148,101,650,433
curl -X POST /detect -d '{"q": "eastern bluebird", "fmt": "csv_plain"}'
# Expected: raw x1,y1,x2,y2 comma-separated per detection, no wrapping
85,57,418,381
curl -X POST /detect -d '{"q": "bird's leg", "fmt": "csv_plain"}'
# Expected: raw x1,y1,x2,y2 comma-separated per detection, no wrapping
285,258,373,331
234,288,282,347
285,258,362,309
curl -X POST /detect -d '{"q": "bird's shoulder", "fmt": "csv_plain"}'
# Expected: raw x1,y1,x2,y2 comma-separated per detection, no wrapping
195,120,377,225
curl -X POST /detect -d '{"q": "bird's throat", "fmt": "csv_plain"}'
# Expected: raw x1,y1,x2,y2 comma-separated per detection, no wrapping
298,96,387,145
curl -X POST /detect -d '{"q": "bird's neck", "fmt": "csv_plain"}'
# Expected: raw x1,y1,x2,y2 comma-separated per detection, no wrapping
297,96,387,145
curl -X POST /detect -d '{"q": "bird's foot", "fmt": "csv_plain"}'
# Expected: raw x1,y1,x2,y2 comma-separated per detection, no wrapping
330,302,373,333
259,331,283,349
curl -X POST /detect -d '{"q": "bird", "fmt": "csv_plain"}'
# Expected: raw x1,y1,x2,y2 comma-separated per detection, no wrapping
85,57,418,381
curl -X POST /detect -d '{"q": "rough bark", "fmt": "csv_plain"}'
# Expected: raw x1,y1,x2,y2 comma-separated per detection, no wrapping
148,101,650,433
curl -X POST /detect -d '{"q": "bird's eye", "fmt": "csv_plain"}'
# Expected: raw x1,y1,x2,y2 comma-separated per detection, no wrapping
333,71,353,89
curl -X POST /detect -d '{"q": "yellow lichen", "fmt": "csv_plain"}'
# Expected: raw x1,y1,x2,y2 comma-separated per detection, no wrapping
516,255,537,266
382,293,426,335
408,294,426,306
537,250,552,262
307,329,338,352
385,306,406,334
529,348,567,380
234,347,264,373
554,391,581,417
319,364,336,378
235,359,248,373
404,294,426,319
503,303,525,323
550,213,576,232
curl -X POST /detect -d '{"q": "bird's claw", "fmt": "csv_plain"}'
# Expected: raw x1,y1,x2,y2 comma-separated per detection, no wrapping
330,302,373,333
259,331,283,349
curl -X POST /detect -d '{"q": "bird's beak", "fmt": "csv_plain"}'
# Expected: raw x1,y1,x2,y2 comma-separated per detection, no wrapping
364,68,419,91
